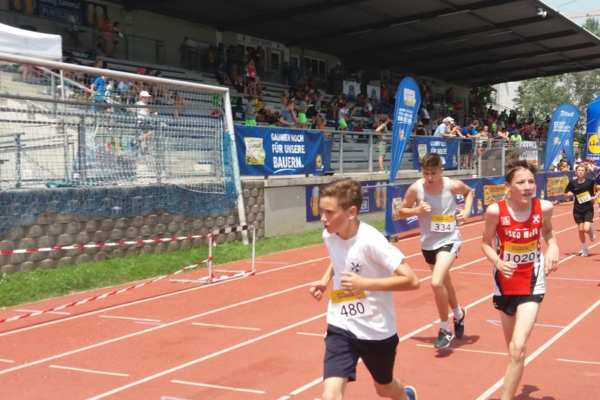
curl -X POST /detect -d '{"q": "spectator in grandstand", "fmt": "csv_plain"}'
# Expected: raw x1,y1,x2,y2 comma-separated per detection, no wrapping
510,129,523,148
362,97,374,117
297,94,310,129
215,63,232,86
90,73,107,103
109,21,123,57
173,91,186,119
18,64,35,83
415,122,428,136
433,116,455,137
279,99,298,127
419,105,431,128
245,96,257,126
337,101,350,139
179,37,190,69
496,126,510,145
152,71,171,105
117,78,133,104
459,121,478,168
312,114,329,134
245,59,258,97
376,114,391,172
255,46,266,76
136,91,157,154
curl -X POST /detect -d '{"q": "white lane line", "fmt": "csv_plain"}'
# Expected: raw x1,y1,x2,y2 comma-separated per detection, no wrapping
16,309,71,315
171,380,265,394
191,322,260,331
0,209,573,338
134,321,166,326
557,358,600,365
99,315,161,323
475,298,600,400
460,271,600,283
0,282,316,376
0,359,14,363
82,313,326,400
49,365,129,377
296,332,324,337
248,260,288,264
416,344,507,356
487,319,565,329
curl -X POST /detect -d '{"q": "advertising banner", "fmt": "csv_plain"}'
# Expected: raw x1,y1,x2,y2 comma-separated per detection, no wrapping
235,126,327,176
305,180,389,222
10,0,109,28
367,85,381,101
518,141,539,165
545,172,571,201
385,77,421,235
543,103,580,170
342,81,360,101
586,95,600,163
412,136,458,170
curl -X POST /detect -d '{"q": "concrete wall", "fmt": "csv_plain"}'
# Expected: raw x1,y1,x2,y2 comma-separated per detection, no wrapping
0,181,264,274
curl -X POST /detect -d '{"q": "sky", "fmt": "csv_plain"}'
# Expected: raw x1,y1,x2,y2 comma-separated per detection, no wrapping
543,0,600,25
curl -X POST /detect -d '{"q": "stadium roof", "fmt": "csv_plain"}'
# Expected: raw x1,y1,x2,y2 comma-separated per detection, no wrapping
112,0,600,87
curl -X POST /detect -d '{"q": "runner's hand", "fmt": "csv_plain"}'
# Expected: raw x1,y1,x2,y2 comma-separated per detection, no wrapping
498,260,518,279
544,244,560,275
417,201,432,214
456,209,470,225
309,281,328,301
340,271,366,296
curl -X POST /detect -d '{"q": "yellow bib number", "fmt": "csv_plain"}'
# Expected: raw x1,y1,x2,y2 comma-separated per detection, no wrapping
431,214,456,232
503,241,537,264
330,289,373,320
576,191,591,204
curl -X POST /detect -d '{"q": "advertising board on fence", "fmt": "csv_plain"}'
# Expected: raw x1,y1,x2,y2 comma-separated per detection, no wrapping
235,126,328,176
411,136,458,170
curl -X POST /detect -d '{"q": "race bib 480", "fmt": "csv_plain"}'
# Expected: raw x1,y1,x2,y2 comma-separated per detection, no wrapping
503,241,538,264
431,214,456,232
329,289,374,320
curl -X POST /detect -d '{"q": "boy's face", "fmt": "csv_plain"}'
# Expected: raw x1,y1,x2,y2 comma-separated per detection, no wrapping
319,196,357,235
421,166,443,186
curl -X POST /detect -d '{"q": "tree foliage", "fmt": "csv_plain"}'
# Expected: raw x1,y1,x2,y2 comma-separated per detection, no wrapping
513,18,600,136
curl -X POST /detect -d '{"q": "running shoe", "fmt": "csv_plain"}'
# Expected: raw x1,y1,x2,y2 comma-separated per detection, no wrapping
405,386,418,400
454,307,467,339
582,247,589,257
590,226,595,242
434,328,453,348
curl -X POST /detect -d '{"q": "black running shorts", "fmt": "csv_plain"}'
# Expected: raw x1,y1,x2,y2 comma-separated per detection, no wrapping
493,294,544,316
323,324,398,384
422,242,461,265
574,208,594,224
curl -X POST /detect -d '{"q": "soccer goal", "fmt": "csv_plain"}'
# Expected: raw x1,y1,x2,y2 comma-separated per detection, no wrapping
0,51,248,244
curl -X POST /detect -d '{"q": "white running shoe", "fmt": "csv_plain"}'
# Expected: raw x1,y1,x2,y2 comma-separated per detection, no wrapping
582,247,589,257
590,226,595,242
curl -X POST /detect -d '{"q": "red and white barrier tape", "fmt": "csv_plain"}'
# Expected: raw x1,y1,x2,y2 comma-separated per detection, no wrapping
0,224,251,255
0,256,212,324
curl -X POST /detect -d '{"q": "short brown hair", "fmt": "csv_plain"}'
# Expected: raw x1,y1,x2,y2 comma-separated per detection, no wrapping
505,159,537,183
320,178,363,211
420,153,442,169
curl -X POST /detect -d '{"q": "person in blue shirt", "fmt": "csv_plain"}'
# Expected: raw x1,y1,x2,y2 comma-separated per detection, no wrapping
90,74,107,103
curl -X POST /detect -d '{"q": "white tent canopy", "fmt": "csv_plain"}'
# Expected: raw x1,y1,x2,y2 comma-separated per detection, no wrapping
0,23,62,61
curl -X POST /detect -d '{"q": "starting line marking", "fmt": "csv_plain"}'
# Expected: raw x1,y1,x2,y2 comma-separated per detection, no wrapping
16,309,71,316
296,332,324,337
49,365,129,377
171,380,265,394
557,358,600,365
416,344,507,356
99,315,161,323
191,322,260,331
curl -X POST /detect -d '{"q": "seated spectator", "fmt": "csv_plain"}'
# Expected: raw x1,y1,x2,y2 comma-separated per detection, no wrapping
415,122,427,136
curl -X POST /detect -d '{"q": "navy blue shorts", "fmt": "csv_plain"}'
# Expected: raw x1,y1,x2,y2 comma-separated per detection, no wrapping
323,324,399,384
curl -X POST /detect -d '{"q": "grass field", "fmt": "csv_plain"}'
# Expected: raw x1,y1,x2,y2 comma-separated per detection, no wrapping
0,220,385,308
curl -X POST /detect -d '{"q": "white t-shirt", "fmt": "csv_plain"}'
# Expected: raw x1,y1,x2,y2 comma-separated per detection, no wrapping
323,222,404,340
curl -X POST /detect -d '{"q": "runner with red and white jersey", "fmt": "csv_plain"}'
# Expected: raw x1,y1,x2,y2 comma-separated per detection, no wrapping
493,197,545,296
482,159,559,400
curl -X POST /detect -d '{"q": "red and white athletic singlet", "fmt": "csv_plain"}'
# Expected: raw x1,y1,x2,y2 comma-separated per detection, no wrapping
494,198,546,296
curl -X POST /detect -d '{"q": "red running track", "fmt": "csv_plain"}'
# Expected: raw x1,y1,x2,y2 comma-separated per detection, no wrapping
0,202,598,400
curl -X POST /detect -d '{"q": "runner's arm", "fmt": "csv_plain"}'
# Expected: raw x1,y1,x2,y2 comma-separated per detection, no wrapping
309,263,333,301
397,185,427,219
453,180,474,222
541,200,560,275
481,203,517,278
340,262,420,294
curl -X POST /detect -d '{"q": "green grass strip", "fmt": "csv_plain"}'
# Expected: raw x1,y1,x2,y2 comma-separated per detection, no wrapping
0,220,385,308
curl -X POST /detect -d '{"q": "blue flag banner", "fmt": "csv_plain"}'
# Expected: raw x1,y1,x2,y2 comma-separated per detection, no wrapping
385,78,421,235
411,137,459,170
586,96,600,164
235,126,328,176
543,104,580,171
